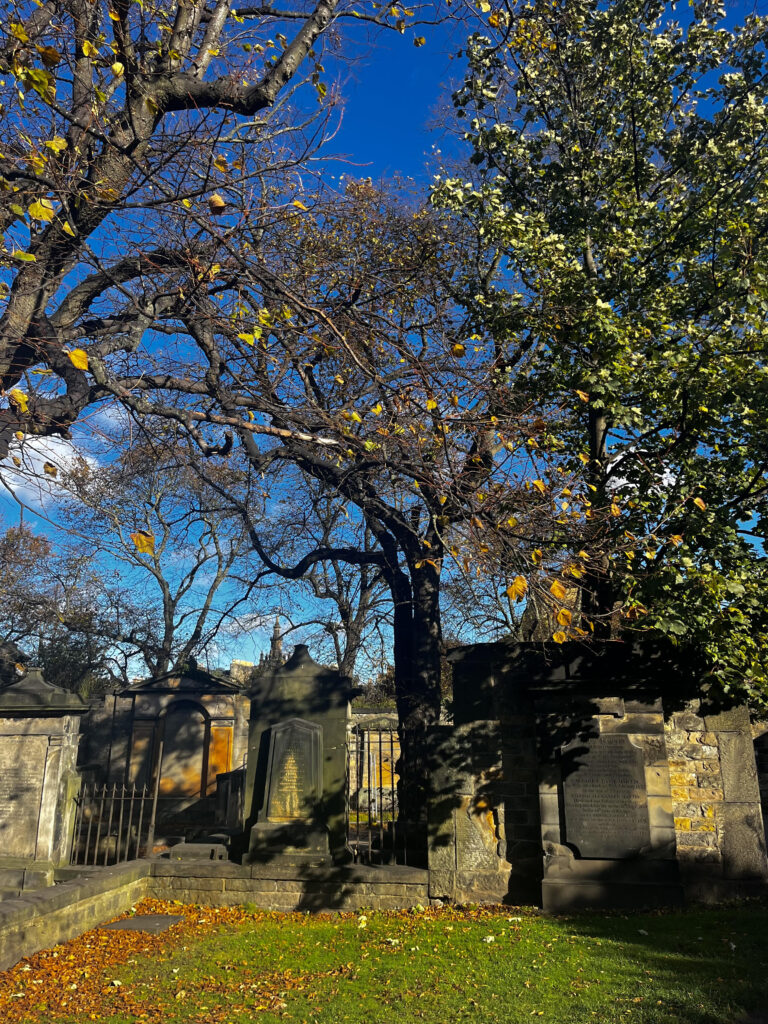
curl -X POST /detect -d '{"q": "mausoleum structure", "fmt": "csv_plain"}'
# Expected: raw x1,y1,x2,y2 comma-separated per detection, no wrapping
80,662,250,838
0,669,86,895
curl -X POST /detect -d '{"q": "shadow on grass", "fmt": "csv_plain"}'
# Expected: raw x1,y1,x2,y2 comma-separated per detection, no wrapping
550,899,768,1024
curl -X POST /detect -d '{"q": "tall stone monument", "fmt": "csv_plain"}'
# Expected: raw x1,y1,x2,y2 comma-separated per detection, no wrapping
435,640,768,910
243,645,355,864
0,668,86,893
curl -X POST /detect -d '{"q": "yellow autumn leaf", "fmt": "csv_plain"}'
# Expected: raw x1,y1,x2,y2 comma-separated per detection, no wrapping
61,222,75,237
670,534,683,546
292,199,309,211
426,398,437,410
575,389,589,402
213,154,229,172
9,389,29,414
14,431,24,441
451,343,466,357
610,502,621,516
532,479,546,494
552,631,568,644
130,530,155,554
578,452,590,463
693,497,706,511
505,575,528,601
111,61,124,76
81,40,99,57
208,193,227,214
550,580,567,601
531,548,542,565
371,403,383,416
556,607,573,626
67,348,89,371
12,456,21,467
237,332,255,345
45,136,68,154
28,199,55,222
43,462,58,478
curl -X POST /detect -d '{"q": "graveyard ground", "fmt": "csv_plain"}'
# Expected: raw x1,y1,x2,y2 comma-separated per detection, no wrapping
0,898,766,1024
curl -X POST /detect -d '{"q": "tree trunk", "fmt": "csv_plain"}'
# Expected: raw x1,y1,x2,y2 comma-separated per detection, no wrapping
390,559,443,864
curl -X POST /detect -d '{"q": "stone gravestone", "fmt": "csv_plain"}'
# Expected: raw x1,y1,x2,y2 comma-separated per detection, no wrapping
249,717,327,860
0,668,86,894
244,646,355,864
561,733,651,859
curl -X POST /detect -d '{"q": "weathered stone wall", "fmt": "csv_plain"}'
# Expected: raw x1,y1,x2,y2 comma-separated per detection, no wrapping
436,640,768,911
0,860,430,971
666,703,768,900
0,862,149,971
147,861,429,912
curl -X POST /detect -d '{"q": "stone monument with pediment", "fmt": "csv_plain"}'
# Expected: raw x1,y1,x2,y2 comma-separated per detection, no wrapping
0,668,86,895
243,645,357,864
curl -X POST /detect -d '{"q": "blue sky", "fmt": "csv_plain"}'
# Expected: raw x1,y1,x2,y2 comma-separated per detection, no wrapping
3,1,765,673
324,18,467,181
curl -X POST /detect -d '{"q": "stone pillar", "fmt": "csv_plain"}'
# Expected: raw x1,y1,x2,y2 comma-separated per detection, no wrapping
0,669,86,892
666,702,768,901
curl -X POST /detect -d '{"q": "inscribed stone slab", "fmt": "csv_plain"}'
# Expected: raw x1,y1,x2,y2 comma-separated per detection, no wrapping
561,734,651,859
0,737,47,858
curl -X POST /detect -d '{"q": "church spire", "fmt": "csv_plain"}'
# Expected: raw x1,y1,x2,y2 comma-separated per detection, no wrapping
268,617,283,666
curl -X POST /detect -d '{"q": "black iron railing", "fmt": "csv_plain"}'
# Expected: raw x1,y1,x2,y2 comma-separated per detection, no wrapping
346,724,400,863
71,780,161,866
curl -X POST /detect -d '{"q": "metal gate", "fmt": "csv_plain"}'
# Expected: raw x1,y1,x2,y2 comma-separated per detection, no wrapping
346,724,400,863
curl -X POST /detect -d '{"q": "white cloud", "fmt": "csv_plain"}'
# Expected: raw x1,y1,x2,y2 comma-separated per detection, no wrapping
1,435,99,509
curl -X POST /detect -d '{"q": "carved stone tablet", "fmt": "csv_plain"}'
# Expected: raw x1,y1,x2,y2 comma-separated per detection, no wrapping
561,734,650,859
265,718,322,822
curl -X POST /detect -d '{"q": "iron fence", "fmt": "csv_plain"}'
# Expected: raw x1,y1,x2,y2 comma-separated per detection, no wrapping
71,781,160,866
346,724,400,863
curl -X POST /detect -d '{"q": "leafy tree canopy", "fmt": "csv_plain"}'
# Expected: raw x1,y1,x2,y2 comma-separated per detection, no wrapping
433,0,768,705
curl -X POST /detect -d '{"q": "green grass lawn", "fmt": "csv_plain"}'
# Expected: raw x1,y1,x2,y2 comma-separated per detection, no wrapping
60,901,768,1024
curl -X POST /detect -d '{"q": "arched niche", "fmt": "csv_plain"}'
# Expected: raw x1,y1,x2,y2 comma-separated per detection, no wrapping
157,699,211,798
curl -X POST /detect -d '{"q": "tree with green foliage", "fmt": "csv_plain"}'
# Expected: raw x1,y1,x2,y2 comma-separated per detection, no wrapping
433,0,768,706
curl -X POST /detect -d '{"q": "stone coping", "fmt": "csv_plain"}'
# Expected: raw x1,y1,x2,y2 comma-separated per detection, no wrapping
0,667,87,714
0,858,430,971
0,861,149,930
0,861,149,972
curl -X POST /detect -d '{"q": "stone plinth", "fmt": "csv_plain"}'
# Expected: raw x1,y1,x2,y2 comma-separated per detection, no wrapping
0,669,86,876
